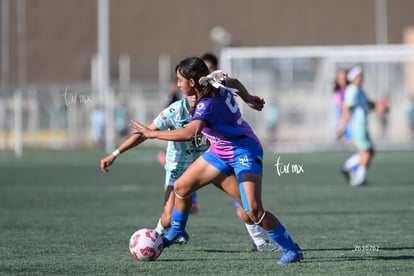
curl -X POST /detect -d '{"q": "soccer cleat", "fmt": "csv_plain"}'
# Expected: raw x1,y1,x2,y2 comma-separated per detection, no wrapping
251,240,281,252
162,230,189,247
350,178,366,187
277,244,303,264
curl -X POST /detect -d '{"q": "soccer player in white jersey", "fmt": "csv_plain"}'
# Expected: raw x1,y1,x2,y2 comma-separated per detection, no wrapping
337,66,375,186
101,96,279,252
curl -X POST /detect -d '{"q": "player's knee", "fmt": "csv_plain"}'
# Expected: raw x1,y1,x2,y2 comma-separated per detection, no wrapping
173,181,192,200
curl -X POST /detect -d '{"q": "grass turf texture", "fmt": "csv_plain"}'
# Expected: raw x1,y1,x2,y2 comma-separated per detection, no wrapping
0,148,413,275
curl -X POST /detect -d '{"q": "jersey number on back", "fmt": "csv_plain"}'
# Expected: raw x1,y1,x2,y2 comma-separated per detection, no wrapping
225,93,243,125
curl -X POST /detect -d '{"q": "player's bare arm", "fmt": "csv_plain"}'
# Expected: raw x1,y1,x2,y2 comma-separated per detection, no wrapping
224,77,265,111
100,123,157,173
129,119,205,142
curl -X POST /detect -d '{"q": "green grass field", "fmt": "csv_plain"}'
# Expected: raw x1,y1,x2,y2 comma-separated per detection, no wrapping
0,148,413,275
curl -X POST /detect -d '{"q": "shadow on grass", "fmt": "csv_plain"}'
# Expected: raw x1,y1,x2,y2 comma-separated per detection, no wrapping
156,247,414,263
282,209,412,216
156,248,278,262
303,255,414,263
302,246,414,263
305,246,414,252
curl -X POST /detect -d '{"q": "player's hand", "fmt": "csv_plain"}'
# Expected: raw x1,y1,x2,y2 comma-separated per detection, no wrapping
100,154,116,173
246,95,265,111
129,120,154,138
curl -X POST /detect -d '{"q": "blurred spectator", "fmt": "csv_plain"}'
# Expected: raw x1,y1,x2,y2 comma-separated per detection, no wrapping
165,82,181,107
90,105,105,147
333,68,353,140
202,53,218,72
115,103,129,142
375,95,389,139
333,69,348,114
404,95,414,140
265,101,279,147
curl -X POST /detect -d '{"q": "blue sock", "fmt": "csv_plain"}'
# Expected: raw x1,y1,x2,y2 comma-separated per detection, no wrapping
233,199,240,209
165,208,189,240
191,192,197,205
267,223,296,251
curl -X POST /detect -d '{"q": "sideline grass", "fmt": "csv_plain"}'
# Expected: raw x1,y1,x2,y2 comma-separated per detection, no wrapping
0,149,413,275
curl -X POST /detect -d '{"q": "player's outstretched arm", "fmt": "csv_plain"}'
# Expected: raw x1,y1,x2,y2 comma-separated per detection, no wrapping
224,77,265,111
129,119,205,142
100,123,157,173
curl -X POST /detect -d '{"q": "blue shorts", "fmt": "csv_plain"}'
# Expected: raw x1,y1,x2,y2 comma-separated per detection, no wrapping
202,149,263,177
202,148,263,212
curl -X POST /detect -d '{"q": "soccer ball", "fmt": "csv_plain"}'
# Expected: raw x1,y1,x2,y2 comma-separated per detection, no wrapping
129,228,164,261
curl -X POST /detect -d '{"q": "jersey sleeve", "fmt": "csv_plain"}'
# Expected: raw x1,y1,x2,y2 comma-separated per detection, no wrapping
344,85,358,108
192,98,214,127
153,101,181,130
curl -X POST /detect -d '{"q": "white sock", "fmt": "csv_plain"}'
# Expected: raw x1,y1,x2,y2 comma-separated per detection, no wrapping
245,223,267,246
354,167,367,186
154,218,166,235
343,154,360,171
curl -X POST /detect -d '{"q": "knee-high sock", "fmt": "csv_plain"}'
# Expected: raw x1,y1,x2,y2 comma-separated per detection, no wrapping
354,167,367,185
165,208,189,240
267,222,296,251
343,153,360,171
154,218,166,235
245,224,267,246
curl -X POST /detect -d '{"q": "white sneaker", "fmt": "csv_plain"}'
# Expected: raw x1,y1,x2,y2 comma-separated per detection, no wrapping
251,240,281,252
350,175,366,187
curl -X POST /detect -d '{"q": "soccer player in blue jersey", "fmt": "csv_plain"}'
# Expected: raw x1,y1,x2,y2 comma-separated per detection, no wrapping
337,66,375,186
202,52,243,218
130,57,303,264
101,96,278,252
